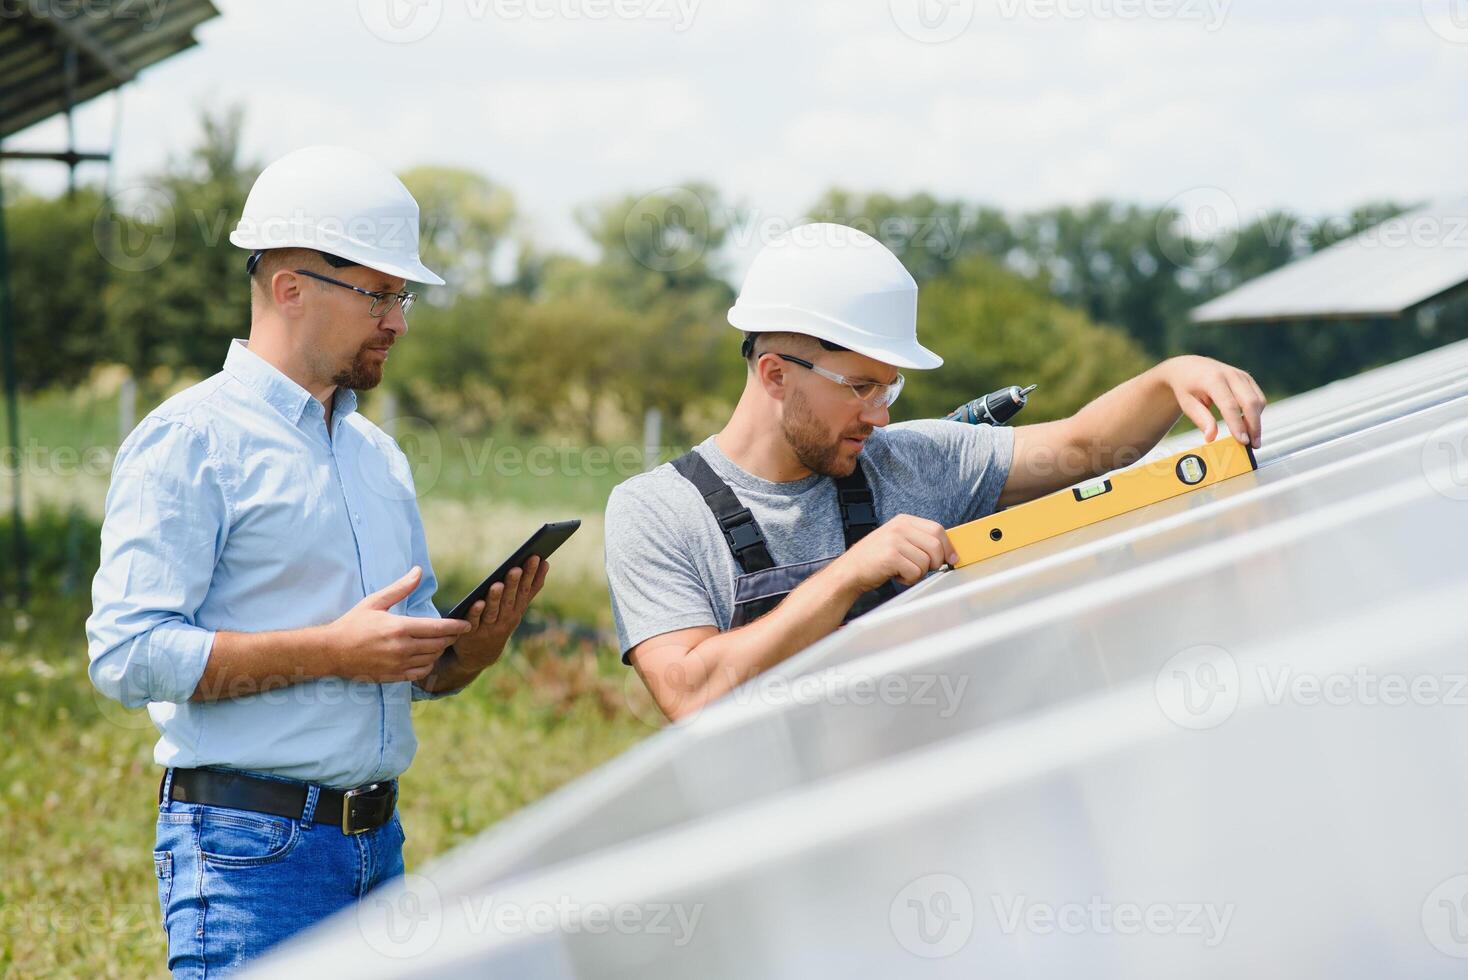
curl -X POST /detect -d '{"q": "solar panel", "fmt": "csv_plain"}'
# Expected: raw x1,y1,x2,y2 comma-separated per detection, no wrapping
251,337,1468,977
1191,201,1468,324
0,1,219,140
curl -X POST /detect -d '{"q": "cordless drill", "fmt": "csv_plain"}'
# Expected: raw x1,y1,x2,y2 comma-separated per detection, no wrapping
944,384,1037,426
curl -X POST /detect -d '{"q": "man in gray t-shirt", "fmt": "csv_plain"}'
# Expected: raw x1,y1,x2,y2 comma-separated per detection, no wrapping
606,224,1267,722
607,419,1010,654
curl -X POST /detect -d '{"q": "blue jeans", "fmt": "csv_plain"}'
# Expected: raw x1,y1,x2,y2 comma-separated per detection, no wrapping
153,769,406,977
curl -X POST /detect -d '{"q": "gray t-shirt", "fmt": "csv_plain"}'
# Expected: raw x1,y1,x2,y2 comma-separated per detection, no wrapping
604,419,1015,658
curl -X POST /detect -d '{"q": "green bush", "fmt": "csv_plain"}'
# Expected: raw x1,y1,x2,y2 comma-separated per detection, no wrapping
898,254,1153,423
0,506,99,617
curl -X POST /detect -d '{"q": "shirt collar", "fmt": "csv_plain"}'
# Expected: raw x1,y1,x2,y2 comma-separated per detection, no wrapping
335,386,359,420
223,339,356,427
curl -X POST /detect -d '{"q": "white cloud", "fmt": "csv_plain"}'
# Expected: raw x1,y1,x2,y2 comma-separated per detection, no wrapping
3,0,1464,273
478,78,703,147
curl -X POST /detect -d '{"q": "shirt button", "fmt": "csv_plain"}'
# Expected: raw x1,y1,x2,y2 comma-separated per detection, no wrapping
353,512,361,523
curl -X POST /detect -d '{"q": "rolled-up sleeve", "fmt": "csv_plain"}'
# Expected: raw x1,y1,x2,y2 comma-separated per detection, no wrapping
86,419,231,708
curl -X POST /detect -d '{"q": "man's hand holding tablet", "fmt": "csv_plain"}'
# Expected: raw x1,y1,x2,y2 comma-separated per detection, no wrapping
416,521,581,693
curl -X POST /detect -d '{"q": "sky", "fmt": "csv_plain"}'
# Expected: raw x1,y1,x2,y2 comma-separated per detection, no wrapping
7,0,1468,275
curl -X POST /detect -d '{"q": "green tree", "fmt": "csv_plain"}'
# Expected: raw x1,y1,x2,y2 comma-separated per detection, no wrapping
1010,201,1193,358
400,166,516,298
1,181,114,392
899,254,1151,424
805,189,1016,283
575,182,738,303
100,106,257,382
567,183,743,437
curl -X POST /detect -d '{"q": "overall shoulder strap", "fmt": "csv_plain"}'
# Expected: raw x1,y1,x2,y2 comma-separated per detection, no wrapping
671,451,776,574
832,461,881,550
833,461,899,603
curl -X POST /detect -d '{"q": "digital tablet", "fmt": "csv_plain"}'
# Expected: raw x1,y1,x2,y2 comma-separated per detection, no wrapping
442,520,581,620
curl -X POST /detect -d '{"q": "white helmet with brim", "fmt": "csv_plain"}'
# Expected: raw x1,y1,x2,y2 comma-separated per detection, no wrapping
729,222,941,370
229,145,444,286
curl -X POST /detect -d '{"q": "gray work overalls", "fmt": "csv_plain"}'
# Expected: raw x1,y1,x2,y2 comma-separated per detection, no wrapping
672,450,899,629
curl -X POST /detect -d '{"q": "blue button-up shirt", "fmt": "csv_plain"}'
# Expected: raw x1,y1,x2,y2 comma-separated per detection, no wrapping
87,339,454,788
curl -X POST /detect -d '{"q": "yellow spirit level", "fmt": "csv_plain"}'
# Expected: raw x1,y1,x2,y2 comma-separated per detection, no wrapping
948,436,1259,568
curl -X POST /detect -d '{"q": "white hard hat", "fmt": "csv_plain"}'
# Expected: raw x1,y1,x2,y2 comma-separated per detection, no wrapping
729,222,941,370
229,145,444,285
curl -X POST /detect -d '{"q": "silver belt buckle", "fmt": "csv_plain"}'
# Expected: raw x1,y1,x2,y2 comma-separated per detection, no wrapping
341,782,383,836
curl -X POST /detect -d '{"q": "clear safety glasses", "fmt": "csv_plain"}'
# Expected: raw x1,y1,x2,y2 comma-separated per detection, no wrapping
770,353,905,409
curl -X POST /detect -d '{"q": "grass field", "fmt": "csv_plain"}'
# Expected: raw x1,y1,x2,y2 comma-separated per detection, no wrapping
0,383,662,976
0,373,1208,975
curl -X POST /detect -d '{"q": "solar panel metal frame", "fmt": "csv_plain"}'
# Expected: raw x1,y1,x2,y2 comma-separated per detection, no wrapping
0,1,219,140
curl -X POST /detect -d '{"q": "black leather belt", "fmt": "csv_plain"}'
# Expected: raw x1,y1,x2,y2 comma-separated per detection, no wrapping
161,767,398,836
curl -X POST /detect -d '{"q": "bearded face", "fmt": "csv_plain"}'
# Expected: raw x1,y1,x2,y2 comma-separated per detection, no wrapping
331,336,391,391
780,384,874,478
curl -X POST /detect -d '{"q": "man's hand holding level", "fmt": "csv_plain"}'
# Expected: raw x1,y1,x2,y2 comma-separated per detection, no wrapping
1159,354,1267,448
831,515,957,595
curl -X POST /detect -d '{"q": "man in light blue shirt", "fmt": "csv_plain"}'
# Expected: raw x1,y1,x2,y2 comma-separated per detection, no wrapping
86,146,549,976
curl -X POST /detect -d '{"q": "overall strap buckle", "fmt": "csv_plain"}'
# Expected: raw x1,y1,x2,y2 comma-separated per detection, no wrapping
673,451,777,574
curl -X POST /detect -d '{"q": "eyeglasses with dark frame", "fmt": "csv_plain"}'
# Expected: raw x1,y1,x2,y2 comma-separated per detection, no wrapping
766,352,905,409
293,268,417,319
